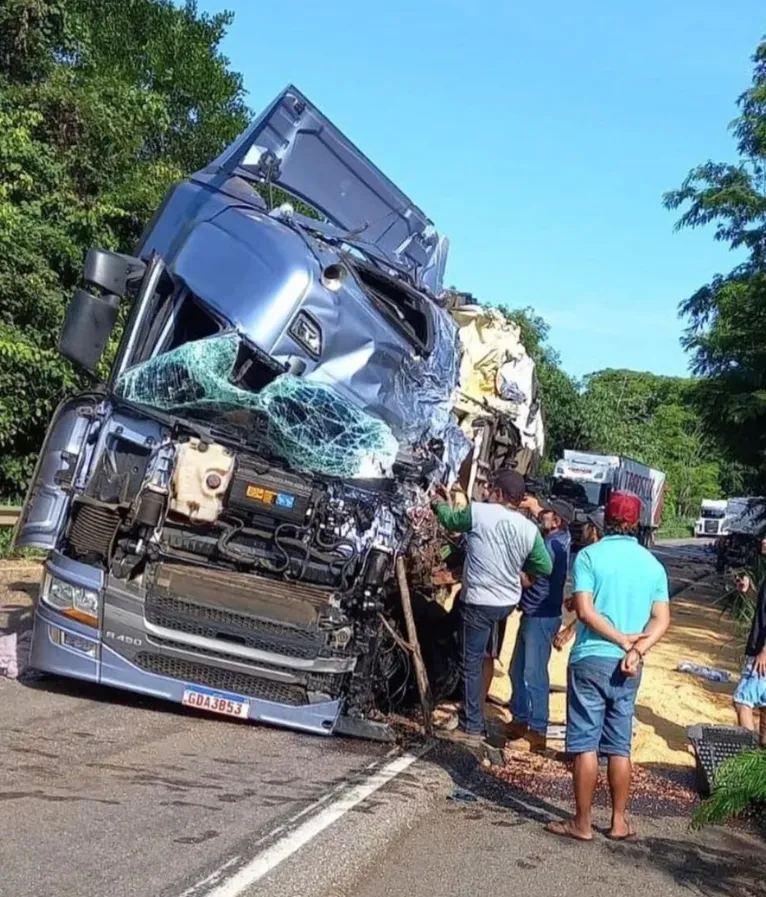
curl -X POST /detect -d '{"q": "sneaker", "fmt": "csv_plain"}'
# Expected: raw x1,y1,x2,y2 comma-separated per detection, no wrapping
444,727,484,749
506,730,547,754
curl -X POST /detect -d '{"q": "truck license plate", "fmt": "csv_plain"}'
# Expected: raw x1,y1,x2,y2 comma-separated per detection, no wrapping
182,685,250,719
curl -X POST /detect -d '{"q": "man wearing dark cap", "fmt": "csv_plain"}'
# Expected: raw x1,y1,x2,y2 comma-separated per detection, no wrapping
582,508,605,546
434,469,553,746
547,491,670,843
507,498,574,752
553,507,605,652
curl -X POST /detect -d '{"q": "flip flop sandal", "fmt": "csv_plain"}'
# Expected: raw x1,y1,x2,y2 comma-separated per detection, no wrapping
545,820,593,842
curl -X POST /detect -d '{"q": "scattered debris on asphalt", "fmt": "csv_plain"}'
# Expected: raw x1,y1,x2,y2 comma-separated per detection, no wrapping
448,787,478,803
488,748,698,817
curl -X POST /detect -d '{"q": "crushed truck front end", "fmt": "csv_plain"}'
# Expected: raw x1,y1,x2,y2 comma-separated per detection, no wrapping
16,85,544,737
15,85,471,738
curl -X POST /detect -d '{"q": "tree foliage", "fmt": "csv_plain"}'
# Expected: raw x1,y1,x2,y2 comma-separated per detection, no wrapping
578,370,721,519
0,0,248,499
500,309,725,521
692,748,766,828
665,35,766,485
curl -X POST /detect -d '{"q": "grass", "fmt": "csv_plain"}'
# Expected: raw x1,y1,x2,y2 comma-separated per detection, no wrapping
0,527,43,561
657,516,695,540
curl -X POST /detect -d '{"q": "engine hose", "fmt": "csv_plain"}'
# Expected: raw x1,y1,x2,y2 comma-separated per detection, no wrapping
274,524,310,581
275,532,358,569
218,519,287,574
314,522,344,551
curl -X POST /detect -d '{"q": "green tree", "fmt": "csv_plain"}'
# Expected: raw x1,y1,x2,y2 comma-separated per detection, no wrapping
577,370,722,522
0,0,249,500
664,35,766,486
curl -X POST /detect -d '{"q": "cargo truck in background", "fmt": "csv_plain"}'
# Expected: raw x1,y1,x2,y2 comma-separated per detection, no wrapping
715,497,766,571
551,450,665,547
694,499,728,538
12,85,543,740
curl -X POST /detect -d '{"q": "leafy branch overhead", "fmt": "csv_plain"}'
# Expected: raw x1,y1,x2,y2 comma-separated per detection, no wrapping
664,34,766,480
0,0,250,500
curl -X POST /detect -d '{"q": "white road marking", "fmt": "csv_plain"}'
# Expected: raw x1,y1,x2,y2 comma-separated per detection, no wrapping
186,749,423,897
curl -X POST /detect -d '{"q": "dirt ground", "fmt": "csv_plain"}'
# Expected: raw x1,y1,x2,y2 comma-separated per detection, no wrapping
0,559,39,629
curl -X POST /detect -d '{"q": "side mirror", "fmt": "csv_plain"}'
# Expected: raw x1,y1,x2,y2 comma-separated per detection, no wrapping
59,249,146,374
59,289,120,374
84,248,145,295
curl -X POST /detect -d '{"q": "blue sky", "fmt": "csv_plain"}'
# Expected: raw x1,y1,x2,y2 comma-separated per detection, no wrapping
198,0,763,379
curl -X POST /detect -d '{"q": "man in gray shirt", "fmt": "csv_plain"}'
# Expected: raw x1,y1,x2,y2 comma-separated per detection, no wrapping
434,469,552,745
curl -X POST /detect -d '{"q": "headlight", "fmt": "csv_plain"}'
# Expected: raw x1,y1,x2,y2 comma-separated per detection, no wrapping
42,576,100,627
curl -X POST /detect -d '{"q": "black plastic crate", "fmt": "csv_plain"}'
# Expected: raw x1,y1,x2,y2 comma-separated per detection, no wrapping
687,724,759,797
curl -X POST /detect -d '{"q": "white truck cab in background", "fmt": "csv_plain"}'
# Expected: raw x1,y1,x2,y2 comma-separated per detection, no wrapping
694,499,728,537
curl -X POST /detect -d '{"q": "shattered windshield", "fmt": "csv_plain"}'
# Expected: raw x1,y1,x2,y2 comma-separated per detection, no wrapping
114,332,399,479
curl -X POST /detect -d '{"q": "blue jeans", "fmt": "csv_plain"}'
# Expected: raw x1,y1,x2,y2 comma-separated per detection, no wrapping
510,614,561,734
566,657,642,757
458,602,512,734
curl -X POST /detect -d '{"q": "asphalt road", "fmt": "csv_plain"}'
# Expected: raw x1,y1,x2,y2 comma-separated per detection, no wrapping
0,673,396,897
0,541,749,897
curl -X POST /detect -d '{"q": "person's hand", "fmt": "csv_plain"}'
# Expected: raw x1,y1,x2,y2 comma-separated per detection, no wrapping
553,625,575,651
520,495,542,516
520,572,534,590
621,645,644,677
755,648,766,677
619,634,642,654
564,596,575,613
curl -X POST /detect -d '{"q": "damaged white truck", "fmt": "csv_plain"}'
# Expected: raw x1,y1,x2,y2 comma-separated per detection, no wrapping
14,86,543,740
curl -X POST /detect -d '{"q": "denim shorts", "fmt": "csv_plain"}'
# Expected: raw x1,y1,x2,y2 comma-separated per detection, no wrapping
734,658,766,708
566,657,641,758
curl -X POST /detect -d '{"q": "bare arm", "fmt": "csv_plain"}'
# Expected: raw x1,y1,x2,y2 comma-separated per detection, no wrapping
572,591,640,653
635,601,670,655
553,619,577,651
621,600,671,675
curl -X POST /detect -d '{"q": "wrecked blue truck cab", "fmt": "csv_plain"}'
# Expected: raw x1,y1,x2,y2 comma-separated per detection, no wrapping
14,86,476,737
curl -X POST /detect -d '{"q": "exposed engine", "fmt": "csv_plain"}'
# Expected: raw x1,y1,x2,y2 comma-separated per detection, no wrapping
60,425,430,716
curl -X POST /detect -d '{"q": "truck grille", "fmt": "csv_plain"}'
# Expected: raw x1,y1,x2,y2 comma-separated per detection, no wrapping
703,520,720,535
145,593,325,660
132,652,307,705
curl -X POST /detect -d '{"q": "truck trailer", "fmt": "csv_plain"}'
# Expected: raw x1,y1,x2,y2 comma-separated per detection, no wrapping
551,450,665,546
715,497,766,571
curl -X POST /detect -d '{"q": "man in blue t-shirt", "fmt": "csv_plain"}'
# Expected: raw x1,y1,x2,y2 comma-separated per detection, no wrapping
507,498,574,752
546,492,670,844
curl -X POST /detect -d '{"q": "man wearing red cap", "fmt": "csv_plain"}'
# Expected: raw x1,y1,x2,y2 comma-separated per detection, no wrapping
547,491,670,843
